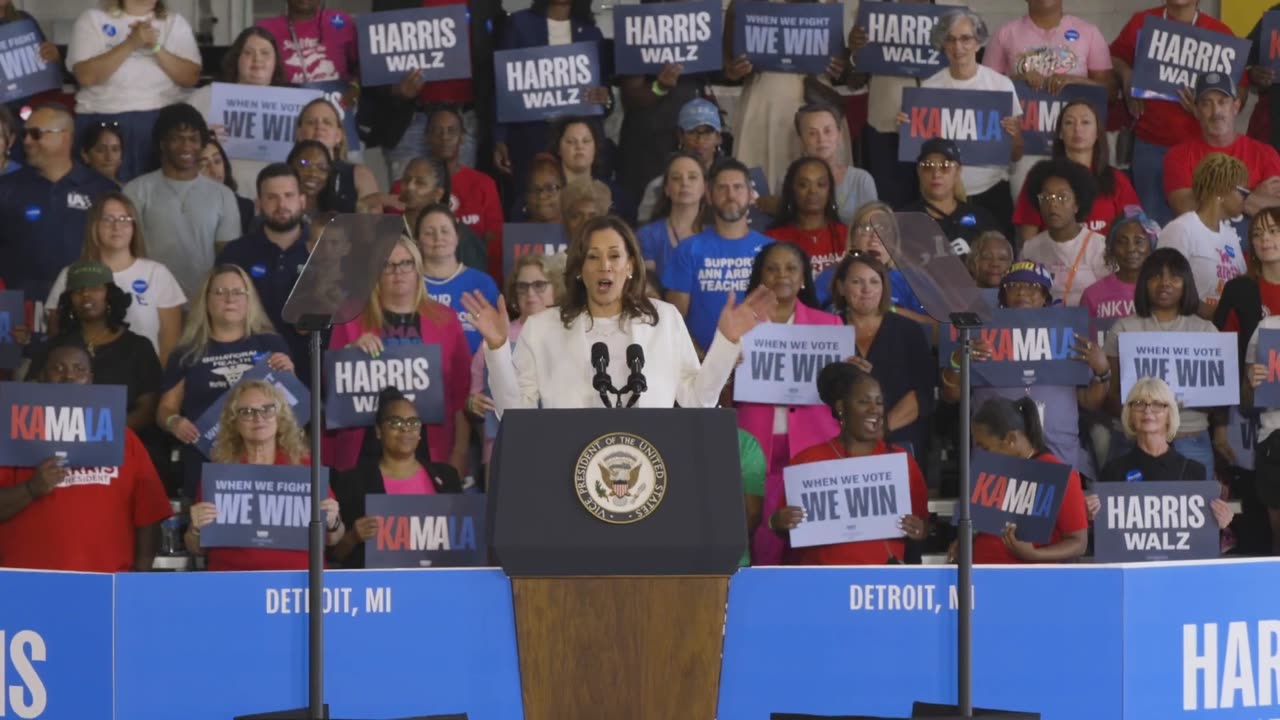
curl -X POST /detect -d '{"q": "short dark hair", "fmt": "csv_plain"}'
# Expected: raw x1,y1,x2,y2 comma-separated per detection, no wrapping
816,361,879,422
152,103,210,149
1134,248,1201,318
974,396,1047,455
707,157,751,187
747,242,819,310
548,116,606,177
79,122,124,157
256,162,301,197
405,155,452,203
1023,158,1098,224
424,103,464,133
770,156,840,231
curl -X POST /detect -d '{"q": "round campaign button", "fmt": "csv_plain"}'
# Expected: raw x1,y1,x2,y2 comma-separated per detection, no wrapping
132,279,149,295
102,24,117,37
23,205,41,221
1065,29,1080,41
960,213,977,227
250,264,268,279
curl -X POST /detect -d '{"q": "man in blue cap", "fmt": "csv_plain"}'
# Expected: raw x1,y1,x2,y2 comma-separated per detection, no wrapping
635,97,723,223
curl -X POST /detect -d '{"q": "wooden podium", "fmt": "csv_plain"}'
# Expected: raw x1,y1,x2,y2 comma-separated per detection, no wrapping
489,409,746,720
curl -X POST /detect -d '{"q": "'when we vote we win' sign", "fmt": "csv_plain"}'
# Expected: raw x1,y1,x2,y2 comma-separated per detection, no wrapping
1118,332,1239,409
784,453,912,548
733,324,855,406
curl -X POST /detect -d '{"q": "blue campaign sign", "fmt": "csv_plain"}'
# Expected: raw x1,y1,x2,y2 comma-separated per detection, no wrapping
0,20,62,104
899,87,1014,167
748,166,773,229
199,464,329,551
1118,331,1239,409
495,42,603,124
732,1,844,75
356,6,471,87
0,571,114,720
0,381,126,467
0,289,23,369
1093,481,1219,563
193,362,311,459
613,0,723,75
1013,80,1108,156
301,79,363,153
718,567,1123,719
853,1,949,78
1261,12,1280,74
1253,328,1280,408
323,343,445,429
969,450,1071,543
503,223,568,279
364,494,488,568
210,83,324,162
1131,17,1250,102
114,569,526,719
939,307,1092,388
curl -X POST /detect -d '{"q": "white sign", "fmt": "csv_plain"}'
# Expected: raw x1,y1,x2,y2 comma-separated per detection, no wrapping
783,452,911,548
733,323,854,405
209,83,324,162
1118,331,1239,409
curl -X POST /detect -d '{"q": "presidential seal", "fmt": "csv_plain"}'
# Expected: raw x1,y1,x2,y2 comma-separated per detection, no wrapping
574,432,668,524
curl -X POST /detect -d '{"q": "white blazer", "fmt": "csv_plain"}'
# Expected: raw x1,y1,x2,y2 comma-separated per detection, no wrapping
484,300,741,413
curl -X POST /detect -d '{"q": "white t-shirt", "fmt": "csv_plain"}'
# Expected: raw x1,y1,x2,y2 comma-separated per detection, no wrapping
1019,227,1109,307
547,19,572,46
920,65,1021,195
1157,211,1246,305
45,258,186,353
1248,315,1280,444
67,8,201,114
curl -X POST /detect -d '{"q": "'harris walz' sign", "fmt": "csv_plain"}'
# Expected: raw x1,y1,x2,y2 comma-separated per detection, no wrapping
1118,331,1239,409
0,20,61,104
1093,481,1219,562
969,450,1071,544
199,464,330,552
495,42,603,124
1131,17,1250,101
613,0,723,75
502,223,568,279
1013,81,1108,156
365,494,487,568
732,0,843,75
0,382,126,467
898,87,1014,167
852,1,949,78
356,6,471,86
938,307,1092,388
323,344,445,429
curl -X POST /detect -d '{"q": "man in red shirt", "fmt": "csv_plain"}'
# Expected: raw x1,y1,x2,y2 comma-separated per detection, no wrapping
0,342,172,572
1164,72,1280,218
1110,1,1237,225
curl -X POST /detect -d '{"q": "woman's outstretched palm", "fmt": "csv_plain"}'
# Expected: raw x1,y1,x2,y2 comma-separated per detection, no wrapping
461,291,510,350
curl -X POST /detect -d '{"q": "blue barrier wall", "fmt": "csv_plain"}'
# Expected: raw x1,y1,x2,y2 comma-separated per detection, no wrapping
4,562,1279,719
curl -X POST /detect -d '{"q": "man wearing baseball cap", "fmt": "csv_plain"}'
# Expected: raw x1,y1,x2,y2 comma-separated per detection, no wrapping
635,97,723,223
1164,71,1280,221
899,138,1001,256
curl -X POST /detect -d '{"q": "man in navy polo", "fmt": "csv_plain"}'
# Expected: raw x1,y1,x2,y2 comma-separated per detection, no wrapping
0,103,116,327
216,163,311,371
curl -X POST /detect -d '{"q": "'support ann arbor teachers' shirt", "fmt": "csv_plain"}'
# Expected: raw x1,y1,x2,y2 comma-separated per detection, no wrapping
662,228,767,350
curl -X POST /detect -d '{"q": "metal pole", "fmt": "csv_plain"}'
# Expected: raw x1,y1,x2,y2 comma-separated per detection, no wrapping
957,327,974,717
308,329,325,720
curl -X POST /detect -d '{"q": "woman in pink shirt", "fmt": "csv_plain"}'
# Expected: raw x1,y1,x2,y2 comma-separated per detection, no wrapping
1080,210,1158,326
734,242,843,565
331,386,464,568
322,236,471,478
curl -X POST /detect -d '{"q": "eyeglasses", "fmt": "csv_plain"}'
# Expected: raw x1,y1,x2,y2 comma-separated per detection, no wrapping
23,127,67,141
943,34,978,46
853,223,879,234
918,160,957,171
295,158,331,173
234,403,278,421
1003,281,1043,294
211,287,250,298
515,280,551,295
96,121,120,129
530,183,562,196
381,415,422,432
1037,192,1075,206
383,258,416,275
1128,400,1169,412
99,214,134,226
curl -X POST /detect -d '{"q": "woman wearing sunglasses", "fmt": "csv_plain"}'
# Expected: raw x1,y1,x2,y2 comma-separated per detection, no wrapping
186,379,343,570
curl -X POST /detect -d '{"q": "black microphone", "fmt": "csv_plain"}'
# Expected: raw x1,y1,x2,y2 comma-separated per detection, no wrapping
624,344,647,408
591,342,615,408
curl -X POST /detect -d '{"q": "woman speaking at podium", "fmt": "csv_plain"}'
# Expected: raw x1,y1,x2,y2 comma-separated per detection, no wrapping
461,215,776,410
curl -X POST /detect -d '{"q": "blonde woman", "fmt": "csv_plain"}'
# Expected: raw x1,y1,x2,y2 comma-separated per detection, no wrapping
157,264,294,499
45,192,186,363
185,380,342,570
322,237,471,477
294,98,383,213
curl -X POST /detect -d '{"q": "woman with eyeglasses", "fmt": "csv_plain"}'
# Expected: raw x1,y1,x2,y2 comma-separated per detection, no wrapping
1104,249,1219,479
45,192,185,364
294,98,385,214
522,153,567,225
331,386,464,569
899,139,1001,256
287,140,338,223
1012,101,1140,243
158,264,294,499
66,0,201,181
1018,158,1110,306
324,237,471,479
186,379,343,571
79,122,124,185
1157,153,1249,319
637,151,708,282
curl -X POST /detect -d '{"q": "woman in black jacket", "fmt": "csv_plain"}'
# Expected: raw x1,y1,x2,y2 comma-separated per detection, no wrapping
332,386,463,569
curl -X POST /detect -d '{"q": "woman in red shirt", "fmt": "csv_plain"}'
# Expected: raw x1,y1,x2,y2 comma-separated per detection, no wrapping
769,362,929,565
765,157,847,275
966,396,1089,564
185,379,344,571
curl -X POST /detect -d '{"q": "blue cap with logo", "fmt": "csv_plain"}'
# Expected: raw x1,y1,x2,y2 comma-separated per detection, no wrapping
678,98,722,132
1194,71,1236,101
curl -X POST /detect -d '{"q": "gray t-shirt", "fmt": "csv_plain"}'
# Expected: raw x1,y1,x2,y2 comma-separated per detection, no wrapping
974,384,1091,478
1104,313,1219,434
124,171,241,299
